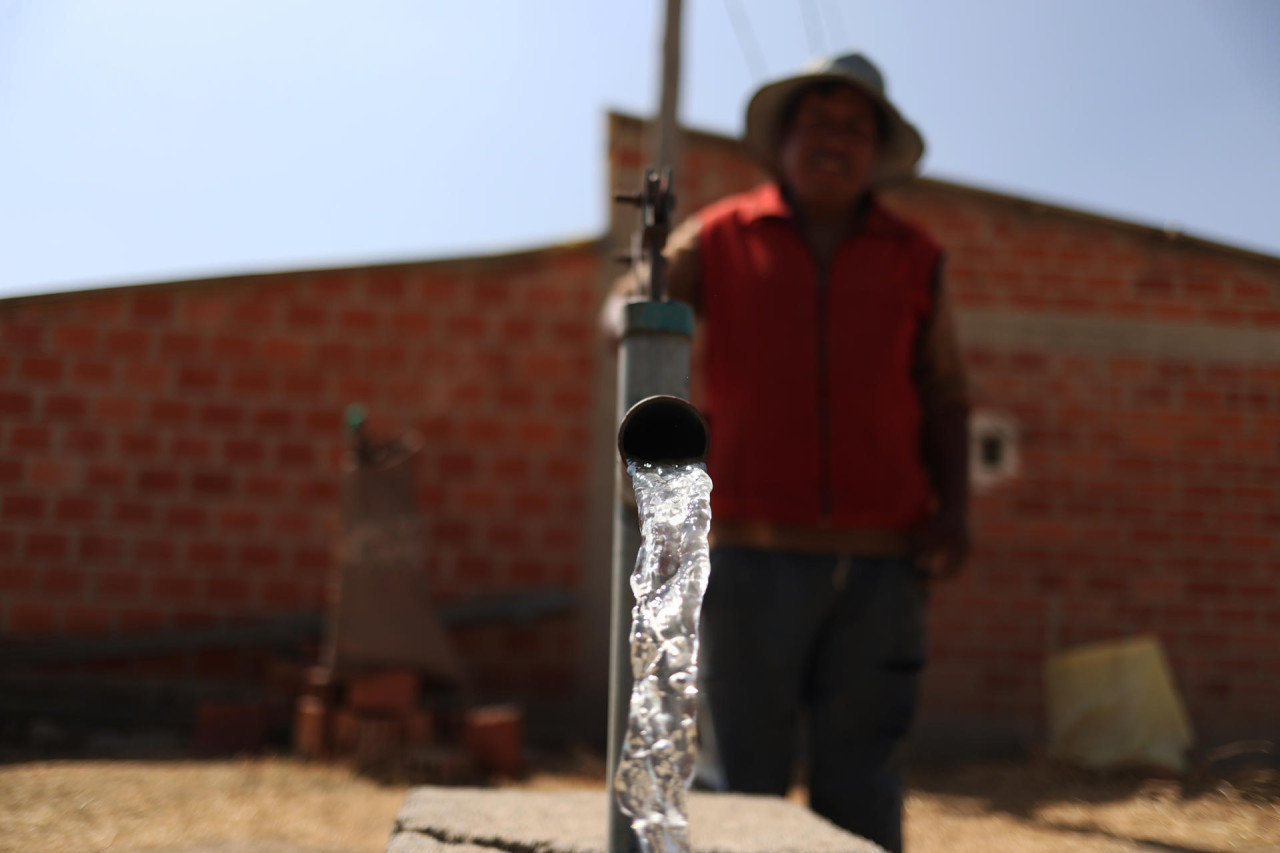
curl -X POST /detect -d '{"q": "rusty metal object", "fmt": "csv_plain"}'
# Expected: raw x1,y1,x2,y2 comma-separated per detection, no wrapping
324,416,465,686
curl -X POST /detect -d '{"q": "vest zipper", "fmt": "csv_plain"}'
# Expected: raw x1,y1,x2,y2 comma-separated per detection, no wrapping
815,258,832,524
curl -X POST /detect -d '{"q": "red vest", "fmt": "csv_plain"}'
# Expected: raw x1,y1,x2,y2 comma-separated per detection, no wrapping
698,183,942,530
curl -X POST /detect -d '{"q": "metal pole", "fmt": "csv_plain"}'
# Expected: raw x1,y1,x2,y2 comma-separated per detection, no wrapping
607,3,686,851
607,303,695,853
654,0,683,179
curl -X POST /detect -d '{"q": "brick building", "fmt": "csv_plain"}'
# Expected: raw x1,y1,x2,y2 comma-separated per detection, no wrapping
2,113,1278,748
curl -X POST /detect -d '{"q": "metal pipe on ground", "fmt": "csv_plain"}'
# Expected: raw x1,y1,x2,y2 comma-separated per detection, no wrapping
608,300,697,853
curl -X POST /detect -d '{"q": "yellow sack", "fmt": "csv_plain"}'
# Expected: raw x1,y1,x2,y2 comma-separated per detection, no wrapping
1045,635,1193,772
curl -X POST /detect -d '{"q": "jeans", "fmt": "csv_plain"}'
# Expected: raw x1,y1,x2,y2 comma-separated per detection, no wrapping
698,547,928,853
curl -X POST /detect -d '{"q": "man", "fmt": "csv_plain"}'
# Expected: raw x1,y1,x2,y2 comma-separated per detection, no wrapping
604,53,969,853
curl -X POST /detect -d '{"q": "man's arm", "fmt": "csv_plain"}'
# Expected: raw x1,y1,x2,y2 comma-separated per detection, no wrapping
912,263,971,579
599,215,701,341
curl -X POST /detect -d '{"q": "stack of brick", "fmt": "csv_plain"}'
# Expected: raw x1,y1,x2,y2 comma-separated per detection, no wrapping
292,666,524,782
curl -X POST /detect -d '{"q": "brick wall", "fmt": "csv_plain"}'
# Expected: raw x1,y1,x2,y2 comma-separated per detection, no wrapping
3,111,1277,744
1,243,599,695
603,113,1280,743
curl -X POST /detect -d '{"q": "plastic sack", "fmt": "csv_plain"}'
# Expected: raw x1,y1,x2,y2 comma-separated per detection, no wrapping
1045,634,1193,772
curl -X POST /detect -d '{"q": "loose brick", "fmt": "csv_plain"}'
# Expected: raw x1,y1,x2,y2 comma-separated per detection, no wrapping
348,670,420,715
354,716,403,767
463,704,525,778
293,696,329,758
331,708,360,756
194,701,268,756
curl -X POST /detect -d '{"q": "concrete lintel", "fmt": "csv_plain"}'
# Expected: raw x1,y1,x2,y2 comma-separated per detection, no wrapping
958,309,1280,364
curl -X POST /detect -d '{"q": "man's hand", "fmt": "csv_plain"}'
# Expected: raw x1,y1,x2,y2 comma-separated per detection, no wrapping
911,510,970,580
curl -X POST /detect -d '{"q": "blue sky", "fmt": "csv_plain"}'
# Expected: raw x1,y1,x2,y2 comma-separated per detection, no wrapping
1,0,1277,297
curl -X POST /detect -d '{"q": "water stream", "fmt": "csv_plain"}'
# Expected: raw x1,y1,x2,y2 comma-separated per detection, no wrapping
614,460,713,853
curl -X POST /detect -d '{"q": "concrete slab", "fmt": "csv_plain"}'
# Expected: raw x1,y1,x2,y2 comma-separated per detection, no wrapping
389,787,884,853
124,840,363,845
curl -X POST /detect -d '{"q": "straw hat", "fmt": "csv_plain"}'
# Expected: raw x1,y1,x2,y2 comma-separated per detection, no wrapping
743,52,925,186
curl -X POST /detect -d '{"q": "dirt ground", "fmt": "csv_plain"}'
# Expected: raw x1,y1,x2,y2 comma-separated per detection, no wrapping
1,752,1278,853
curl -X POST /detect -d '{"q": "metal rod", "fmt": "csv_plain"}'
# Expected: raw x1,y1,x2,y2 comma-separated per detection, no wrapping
655,0,683,181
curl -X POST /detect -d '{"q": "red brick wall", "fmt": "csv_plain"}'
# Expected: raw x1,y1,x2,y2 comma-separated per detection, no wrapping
607,114,1280,742
1,244,598,695
890,184,1280,740
4,111,1277,743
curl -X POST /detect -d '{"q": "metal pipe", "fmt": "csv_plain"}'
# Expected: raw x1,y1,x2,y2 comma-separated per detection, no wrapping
607,300,696,853
618,394,708,466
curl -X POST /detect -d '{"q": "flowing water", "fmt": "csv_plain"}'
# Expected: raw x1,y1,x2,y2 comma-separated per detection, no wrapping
614,460,713,853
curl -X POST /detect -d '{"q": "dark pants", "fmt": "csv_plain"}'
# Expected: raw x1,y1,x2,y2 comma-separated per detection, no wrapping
698,547,927,853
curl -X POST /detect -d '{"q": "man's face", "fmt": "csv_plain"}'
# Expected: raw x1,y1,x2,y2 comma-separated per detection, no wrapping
777,85,882,216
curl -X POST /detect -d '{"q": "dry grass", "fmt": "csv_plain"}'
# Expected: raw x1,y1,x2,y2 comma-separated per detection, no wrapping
1,753,1278,853
0,757,405,853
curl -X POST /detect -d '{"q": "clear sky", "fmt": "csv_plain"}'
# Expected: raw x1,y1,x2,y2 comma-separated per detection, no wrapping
1,0,1277,298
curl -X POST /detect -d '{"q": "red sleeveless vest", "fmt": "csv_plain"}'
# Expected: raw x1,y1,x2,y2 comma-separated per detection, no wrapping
698,183,942,530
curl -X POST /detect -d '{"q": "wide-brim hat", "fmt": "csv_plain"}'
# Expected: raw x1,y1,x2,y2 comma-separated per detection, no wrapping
744,52,925,187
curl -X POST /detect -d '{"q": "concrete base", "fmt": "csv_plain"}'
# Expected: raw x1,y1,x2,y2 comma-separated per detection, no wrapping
388,787,884,853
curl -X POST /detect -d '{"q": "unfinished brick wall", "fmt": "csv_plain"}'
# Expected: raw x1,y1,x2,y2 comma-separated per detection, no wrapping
0,243,599,694
606,113,1280,742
